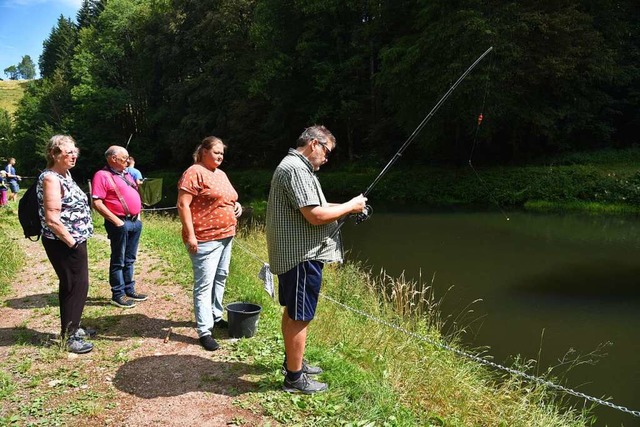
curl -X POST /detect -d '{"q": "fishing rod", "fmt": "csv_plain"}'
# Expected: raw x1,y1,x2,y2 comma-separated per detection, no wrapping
331,46,494,238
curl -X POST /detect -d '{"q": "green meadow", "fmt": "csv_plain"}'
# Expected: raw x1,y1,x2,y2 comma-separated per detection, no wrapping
0,80,28,116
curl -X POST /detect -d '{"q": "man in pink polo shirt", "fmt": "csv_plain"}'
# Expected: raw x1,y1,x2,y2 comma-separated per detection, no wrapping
92,145,147,308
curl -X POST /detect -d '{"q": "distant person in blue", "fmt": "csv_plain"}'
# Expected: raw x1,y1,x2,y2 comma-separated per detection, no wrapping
4,157,21,202
126,156,144,186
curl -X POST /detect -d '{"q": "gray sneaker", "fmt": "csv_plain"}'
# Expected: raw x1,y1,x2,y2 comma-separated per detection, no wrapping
111,295,136,308
76,327,96,338
125,292,148,301
66,336,93,354
281,358,323,376
282,373,328,394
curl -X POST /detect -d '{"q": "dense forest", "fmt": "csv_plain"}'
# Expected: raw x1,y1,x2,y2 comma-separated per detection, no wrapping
0,0,639,179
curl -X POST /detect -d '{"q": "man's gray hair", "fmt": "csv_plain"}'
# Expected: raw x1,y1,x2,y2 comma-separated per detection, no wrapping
296,125,336,148
105,146,124,159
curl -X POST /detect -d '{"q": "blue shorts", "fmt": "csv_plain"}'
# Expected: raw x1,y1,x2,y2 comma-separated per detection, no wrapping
8,182,19,193
278,260,324,321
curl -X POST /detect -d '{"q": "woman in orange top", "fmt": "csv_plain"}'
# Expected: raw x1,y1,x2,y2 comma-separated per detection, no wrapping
177,136,242,351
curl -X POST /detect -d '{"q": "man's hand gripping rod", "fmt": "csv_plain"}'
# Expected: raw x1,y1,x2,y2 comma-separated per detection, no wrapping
330,46,494,239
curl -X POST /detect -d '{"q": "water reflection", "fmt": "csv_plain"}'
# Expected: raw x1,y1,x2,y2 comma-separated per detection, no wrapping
342,211,640,427
516,260,640,300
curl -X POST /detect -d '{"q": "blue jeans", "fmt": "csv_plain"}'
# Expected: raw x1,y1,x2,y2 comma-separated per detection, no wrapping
105,218,142,298
189,237,233,338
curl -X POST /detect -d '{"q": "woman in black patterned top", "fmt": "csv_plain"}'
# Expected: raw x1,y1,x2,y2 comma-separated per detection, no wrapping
37,135,94,354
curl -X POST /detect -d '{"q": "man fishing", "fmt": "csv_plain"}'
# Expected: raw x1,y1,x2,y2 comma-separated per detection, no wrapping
266,125,368,394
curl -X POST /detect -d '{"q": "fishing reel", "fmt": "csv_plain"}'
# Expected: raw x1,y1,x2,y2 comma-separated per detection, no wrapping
353,205,373,225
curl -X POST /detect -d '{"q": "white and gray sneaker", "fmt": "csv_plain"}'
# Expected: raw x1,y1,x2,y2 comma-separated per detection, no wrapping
76,327,97,338
66,335,93,354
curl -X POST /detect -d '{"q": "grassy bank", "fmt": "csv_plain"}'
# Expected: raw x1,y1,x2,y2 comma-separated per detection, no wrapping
143,213,592,426
0,80,29,116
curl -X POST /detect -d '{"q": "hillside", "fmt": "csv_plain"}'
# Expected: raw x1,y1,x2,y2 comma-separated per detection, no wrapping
0,79,29,115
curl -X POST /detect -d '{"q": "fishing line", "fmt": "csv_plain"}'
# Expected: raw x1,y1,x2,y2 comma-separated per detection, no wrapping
329,46,495,240
466,51,510,221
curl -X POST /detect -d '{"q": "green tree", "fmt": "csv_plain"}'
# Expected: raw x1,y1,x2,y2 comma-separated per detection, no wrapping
376,0,616,164
582,0,640,146
70,0,169,169
0,108,14,156
247,0,405,165
12,76,75,176
40,16,78,80
3,66,19,80
10,0,639,174
17,55,36,79
77,0,106,29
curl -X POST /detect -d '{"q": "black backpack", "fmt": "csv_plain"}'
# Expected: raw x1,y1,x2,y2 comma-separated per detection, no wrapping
18,181,42,241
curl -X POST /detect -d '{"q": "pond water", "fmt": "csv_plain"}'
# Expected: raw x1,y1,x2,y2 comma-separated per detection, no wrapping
341,210,640,427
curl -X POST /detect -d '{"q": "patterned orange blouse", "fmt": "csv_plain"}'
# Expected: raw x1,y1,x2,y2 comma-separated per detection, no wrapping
178,164,238,242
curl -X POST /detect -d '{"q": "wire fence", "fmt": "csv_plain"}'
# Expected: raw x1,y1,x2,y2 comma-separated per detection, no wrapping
233,239,640,419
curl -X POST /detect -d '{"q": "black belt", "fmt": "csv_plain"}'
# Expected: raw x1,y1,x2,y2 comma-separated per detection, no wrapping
118,214,139,221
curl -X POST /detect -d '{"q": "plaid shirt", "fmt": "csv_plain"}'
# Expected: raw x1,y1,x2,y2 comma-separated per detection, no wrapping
266,149,343,275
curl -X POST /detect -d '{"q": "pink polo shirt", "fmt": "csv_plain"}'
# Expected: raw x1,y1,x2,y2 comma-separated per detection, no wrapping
92,169,142,216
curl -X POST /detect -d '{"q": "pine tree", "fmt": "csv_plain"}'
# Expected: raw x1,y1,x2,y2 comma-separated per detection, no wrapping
77,0,106,29
39,16,78,80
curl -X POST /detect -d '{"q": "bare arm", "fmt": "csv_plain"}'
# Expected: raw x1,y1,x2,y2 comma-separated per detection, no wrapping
300,194,367,226
42,175,75,247
92,198,124,227
5,169,20,180
177,190,198,254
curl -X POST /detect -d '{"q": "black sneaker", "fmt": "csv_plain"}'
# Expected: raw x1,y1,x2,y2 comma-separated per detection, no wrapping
125,292,148,301
199,335,220,351
110,295,136,308
282,373,328,394
66,335,93,354
214,319,228,329
281,358,323,376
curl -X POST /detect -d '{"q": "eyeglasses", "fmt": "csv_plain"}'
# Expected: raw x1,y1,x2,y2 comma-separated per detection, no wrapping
317,140,332,158
64,150,79,157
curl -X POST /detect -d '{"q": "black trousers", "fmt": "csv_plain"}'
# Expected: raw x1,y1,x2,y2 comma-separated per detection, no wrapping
42,238,89,337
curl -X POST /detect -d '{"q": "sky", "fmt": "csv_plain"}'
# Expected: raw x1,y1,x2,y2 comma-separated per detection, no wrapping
0,0,82,78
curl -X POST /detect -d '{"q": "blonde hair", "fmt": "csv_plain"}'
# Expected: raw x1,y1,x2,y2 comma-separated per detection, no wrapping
45,135,77,168
193,136,226,163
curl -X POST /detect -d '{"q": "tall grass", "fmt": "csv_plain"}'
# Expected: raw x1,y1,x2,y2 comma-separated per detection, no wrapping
0,205,23,296
141,213,593,426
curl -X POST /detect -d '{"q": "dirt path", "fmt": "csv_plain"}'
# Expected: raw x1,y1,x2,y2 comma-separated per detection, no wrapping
0,228,275,426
